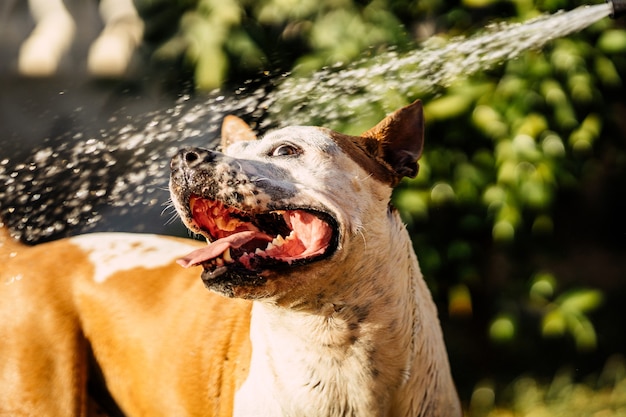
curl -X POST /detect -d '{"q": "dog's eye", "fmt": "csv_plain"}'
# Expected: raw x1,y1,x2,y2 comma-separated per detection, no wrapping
271,144,301,157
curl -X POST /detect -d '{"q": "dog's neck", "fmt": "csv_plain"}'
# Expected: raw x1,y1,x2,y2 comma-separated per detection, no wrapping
234,209,454,417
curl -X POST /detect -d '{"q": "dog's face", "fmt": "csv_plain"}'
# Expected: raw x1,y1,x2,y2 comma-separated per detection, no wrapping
169,101,424,302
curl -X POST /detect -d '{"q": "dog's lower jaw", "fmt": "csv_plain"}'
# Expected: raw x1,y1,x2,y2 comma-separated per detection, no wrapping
233,212,461,417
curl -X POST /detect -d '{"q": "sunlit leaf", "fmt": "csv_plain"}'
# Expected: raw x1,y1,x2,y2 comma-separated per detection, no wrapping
489,314,516,342
597,29,626,54
558,289,604,314
542,308,566,337
449,284,473,317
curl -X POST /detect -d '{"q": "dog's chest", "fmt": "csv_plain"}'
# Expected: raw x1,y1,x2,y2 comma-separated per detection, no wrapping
233,305,388,417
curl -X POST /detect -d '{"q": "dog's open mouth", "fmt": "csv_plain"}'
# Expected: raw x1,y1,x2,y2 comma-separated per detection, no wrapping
177,195,337,277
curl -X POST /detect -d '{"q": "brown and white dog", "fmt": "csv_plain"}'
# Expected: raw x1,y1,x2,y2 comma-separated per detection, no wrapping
0,100,461,417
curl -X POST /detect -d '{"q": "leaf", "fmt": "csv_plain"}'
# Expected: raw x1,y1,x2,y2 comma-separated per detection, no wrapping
530,272,557,302
489,314,516,342
542,308,566,337
597,29,626,54
558,289,604,314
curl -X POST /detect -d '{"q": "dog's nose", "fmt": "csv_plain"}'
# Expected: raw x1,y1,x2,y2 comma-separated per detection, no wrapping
171,148,215,171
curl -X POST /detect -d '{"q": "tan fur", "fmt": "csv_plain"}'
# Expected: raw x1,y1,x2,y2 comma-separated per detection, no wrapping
0,230,251,416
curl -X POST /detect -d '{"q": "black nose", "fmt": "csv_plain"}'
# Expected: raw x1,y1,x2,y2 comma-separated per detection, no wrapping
170,147,215,171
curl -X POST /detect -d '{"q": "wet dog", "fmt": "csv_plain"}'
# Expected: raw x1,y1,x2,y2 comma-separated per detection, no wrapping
0,100,460,416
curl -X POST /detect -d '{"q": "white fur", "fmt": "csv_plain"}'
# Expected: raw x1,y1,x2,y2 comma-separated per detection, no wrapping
70,233,199,283
222,126,460,416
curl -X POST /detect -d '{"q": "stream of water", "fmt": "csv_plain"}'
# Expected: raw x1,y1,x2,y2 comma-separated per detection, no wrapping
268,3,614,126
0,3,615,242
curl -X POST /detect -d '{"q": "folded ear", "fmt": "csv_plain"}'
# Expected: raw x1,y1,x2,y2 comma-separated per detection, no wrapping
221,115,258,149
361,100,424,183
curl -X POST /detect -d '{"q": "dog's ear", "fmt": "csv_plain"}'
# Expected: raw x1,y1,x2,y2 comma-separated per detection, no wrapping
361,100,424,184
221,115,258,149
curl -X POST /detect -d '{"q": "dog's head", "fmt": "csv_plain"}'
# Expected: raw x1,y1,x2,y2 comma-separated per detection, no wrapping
169,101,424,302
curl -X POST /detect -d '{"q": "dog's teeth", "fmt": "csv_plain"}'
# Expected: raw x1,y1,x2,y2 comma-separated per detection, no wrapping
265,242,275,251
215,217,241,231
216,257,224,267
255,248,264,255
272,235,285,246
223,248,233,263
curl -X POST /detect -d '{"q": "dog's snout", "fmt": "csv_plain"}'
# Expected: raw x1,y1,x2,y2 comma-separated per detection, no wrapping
171,148,216,171
184,150,200,163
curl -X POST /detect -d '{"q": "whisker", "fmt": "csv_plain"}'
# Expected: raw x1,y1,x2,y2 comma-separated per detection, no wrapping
354,173,374,183
356,226,367,248
163,213,180,226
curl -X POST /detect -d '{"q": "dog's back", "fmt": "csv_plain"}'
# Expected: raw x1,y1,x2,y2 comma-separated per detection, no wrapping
0,228,252,416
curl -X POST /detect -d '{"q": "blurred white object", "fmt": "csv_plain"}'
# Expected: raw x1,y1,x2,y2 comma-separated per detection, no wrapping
18,0,75,77
87,0,144,77
18,0,144,78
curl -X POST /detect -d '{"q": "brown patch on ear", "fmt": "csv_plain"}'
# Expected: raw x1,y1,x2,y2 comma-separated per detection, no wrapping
330,132,400,186
221,115,258,149
360,100,425,185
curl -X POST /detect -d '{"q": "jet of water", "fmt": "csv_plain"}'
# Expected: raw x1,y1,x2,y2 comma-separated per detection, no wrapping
266,3,614,127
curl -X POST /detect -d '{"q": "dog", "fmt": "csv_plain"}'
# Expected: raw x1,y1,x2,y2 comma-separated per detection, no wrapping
0,100,461,416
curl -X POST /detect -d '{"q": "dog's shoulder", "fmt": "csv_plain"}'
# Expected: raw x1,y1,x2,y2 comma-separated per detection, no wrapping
1,231,207,311
68,232,202,283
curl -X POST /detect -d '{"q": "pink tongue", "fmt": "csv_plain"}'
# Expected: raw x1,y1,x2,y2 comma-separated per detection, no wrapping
176,231,271,268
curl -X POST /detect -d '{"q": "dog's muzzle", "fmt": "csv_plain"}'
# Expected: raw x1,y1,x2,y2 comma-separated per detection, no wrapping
170,148,217,185
169,148,339,286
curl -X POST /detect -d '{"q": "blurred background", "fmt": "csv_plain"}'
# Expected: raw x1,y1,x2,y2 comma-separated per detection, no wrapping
1,0,626,415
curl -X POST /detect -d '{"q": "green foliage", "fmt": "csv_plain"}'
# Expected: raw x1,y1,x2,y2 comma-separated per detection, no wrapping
469,356,626,416
389,11,625,367
137,0,412,90
529,272,604,351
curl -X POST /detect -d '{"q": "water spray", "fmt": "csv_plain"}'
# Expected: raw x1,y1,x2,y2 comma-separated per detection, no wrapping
608,0,626,18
